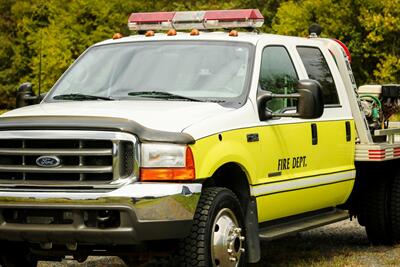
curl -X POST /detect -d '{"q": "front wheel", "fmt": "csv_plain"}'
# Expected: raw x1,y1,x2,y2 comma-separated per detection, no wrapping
0,242,37,267
178,187,246,267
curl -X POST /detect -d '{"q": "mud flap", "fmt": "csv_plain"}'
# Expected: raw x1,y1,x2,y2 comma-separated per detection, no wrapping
245,197,260,263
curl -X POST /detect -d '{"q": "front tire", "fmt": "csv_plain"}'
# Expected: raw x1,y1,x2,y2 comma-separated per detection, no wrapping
178,187,246,267
0,242,37,267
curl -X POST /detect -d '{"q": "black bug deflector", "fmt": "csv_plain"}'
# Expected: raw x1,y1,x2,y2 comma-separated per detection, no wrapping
0,116,195,145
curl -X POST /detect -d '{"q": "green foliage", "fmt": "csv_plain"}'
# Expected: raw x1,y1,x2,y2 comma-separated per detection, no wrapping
0,0,398,109
358,0,400,83
272,0,400,84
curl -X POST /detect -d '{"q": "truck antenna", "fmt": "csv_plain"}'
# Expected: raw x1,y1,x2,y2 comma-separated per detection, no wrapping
308,23,323,38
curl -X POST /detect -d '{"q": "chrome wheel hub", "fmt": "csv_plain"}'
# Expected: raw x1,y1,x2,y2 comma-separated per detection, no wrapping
211,208,245,267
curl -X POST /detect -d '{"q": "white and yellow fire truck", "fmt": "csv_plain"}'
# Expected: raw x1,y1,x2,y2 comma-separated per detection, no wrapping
0,9,399,267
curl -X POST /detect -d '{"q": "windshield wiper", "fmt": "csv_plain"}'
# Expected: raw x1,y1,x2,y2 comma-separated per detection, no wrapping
128,91,203,102
53,93,114,101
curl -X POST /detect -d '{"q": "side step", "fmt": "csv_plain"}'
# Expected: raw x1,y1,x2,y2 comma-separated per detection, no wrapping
259,209,349,240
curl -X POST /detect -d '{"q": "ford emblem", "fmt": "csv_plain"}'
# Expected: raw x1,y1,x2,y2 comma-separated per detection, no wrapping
36,156,61,168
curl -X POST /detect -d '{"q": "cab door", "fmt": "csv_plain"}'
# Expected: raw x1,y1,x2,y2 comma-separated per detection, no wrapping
252,42,355,222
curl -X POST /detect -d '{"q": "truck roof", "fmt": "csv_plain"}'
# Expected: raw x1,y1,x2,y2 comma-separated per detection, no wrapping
95,31,316,47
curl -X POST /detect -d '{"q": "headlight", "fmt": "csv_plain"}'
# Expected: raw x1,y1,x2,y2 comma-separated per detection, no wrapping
140,143,195,181
141,143,186,167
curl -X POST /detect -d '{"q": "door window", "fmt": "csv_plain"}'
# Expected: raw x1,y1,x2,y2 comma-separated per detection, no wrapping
259,46,299,112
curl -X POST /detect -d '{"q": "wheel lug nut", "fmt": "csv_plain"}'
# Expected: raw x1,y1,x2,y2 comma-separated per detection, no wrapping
239,248,245,253
229,257,237,262
239,236,245,241
227,248,233,253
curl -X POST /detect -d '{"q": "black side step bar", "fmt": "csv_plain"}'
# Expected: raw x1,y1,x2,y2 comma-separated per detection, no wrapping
259,209,349,240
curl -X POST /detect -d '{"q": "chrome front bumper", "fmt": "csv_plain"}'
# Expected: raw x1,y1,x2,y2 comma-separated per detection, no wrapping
0,183,202,245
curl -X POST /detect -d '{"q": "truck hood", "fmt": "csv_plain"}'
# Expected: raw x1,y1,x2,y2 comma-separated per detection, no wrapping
1,101,233,132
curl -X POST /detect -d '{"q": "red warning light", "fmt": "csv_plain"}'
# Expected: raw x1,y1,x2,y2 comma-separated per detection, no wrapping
128,9,264,31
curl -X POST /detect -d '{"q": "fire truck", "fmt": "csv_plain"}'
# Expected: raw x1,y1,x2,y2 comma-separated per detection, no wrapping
0,9,399,267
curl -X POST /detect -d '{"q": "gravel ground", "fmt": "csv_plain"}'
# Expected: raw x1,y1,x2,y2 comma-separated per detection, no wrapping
39,219,400,266
256,219,400,266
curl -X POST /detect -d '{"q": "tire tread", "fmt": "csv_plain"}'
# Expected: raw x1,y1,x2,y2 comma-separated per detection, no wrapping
363,177,391,244
178,187,241,267
390,175,400,242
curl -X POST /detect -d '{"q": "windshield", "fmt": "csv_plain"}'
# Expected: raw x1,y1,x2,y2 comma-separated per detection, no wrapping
47,41,254,106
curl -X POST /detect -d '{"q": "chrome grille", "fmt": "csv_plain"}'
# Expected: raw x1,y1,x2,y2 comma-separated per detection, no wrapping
0,130,137,185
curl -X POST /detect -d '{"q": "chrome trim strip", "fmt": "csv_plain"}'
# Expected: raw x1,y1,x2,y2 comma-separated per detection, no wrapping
0,183,202,199
251,170,356,196
0,165,112,173
112,140,120,181
0,148,112,156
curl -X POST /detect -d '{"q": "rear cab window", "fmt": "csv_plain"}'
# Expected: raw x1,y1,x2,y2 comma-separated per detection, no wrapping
296,46,340,106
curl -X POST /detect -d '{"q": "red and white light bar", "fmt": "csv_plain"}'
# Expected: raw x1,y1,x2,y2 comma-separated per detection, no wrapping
128,9,264,31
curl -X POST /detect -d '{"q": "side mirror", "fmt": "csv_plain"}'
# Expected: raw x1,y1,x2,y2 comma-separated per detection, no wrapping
257,79,324,121
16,83,40,108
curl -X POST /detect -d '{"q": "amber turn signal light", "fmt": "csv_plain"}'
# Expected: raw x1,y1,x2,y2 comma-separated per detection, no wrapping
190,29,200,36
167,29,177,36
112,33,123,39
145,30,155,37
229,30,239,37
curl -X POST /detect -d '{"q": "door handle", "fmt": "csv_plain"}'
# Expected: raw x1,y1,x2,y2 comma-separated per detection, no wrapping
345,121,351,142
311,123,318,145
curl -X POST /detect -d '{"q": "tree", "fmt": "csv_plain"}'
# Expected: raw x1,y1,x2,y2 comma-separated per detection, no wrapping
0,0,398,110
0,0,18,109
358,0,400,83
272,0,400,84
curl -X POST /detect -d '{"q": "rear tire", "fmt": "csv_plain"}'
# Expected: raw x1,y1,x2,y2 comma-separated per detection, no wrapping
389,172,400,243
362,176,392,244
178,187,246,267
